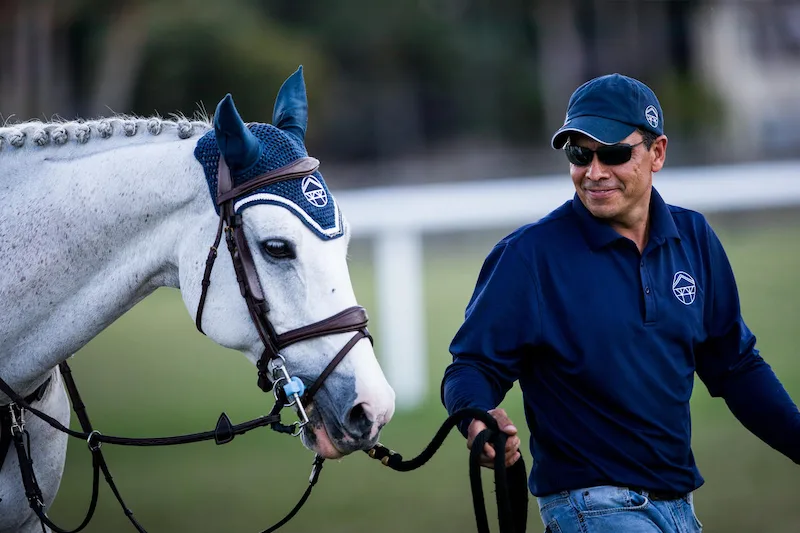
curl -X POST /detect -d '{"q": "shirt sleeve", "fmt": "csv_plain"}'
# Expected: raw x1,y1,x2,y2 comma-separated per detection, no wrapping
695,223,800,463
441,239,541,436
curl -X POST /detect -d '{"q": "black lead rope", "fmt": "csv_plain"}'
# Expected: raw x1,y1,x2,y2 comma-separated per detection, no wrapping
365,408,529,533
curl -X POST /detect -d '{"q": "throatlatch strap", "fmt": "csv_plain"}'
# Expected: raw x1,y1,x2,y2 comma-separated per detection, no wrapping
195,214,226,334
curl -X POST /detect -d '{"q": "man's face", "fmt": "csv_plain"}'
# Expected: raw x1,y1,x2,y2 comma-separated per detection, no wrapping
569,131,667,229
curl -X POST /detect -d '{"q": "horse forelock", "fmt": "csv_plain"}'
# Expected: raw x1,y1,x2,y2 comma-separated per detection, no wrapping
0,114,213,152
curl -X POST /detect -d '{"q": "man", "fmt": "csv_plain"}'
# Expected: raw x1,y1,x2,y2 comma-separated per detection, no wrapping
441,73,800,532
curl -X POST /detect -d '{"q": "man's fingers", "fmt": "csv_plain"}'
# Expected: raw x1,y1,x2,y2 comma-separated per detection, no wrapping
486,448,520,469
468,410,522,469
487,408,518,435
506,435,521,454
484,442,495,459
466,419,488,451
505,441,520,459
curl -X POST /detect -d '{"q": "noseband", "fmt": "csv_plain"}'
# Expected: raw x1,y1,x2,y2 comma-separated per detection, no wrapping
194,155,370,431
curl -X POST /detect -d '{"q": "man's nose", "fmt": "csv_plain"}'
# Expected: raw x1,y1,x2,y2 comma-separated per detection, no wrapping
584,153,609,180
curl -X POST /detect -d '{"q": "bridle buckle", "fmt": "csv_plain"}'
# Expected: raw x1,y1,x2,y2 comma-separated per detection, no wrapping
7,403,25,436
269,356,310,435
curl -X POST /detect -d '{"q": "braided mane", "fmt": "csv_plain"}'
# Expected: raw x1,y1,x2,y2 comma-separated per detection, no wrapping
0,114,212,151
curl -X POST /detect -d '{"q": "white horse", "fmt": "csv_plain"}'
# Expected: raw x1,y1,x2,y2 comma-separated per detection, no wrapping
0,66,395,533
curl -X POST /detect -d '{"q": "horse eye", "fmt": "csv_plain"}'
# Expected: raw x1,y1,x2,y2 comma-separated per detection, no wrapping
262,239,295,259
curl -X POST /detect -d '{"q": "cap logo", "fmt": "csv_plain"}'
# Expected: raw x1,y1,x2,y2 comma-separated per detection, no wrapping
302,175,328,207
645,105,659,129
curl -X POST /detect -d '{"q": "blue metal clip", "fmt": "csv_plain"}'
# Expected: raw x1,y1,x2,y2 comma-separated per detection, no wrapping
283,376,305,399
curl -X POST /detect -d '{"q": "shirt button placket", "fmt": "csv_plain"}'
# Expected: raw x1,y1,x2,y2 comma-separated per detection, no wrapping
640,258,656,323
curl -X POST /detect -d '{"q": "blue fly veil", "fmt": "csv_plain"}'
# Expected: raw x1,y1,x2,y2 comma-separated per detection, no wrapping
193,66,342,240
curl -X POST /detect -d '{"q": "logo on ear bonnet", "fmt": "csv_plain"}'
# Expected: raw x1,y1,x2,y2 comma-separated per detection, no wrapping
302,175,328,207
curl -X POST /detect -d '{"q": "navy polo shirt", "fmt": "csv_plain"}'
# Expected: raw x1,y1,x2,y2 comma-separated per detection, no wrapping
442,188,800,496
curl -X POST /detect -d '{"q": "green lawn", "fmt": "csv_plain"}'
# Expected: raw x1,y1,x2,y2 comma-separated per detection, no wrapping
48,209,800,533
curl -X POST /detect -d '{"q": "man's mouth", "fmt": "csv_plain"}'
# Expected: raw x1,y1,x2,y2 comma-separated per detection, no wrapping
585,188,618,199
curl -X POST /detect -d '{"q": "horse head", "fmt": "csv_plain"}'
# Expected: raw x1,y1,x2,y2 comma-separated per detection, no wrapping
183,67,395,458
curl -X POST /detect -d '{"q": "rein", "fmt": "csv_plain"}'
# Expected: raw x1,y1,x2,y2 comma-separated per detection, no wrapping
0,361,308,533
1,369,528,533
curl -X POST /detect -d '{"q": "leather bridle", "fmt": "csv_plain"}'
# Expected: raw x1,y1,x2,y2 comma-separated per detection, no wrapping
194,155,371,432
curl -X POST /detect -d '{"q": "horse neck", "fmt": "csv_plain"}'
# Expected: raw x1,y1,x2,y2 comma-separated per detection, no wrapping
0,133,213,388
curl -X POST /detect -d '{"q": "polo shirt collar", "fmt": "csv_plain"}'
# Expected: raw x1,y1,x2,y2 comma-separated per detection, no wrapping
572,187,680,251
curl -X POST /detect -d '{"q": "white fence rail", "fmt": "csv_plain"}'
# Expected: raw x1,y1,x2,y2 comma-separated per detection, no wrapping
336,160,800,410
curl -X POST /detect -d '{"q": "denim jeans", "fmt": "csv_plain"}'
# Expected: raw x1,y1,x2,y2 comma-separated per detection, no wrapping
537,485,703,533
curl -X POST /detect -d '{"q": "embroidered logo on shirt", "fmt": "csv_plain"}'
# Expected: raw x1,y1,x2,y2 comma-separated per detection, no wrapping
672,271,696,305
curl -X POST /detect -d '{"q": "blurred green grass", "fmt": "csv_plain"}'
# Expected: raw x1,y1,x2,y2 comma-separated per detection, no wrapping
48,209,800,533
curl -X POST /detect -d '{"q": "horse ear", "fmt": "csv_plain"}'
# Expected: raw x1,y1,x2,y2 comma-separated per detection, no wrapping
272,65,308,142
214,93,262,172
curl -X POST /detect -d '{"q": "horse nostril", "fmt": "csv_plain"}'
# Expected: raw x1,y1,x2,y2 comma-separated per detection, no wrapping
346,403,374,439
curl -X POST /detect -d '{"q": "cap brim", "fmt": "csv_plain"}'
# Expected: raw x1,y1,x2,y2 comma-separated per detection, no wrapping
550,117,636,149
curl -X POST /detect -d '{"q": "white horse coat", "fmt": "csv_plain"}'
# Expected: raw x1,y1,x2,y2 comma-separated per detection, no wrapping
0,67,395,532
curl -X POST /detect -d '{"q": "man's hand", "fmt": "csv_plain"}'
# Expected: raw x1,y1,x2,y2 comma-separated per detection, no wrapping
466,408,521,469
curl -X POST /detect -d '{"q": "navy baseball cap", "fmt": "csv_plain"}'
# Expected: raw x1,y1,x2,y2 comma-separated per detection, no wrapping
550,73,663,149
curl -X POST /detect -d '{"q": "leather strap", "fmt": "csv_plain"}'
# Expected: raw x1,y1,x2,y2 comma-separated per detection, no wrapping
195,215,225,334
301,329,369,405
276,306,369,349
216,157,319,205
0,377,51,474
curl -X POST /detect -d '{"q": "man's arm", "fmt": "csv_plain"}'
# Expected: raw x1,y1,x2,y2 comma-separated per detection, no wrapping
695,225,800,463
441,239,541,436
718,353,800,463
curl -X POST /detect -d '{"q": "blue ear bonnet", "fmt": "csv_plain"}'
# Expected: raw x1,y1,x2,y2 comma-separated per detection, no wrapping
193,124,343,240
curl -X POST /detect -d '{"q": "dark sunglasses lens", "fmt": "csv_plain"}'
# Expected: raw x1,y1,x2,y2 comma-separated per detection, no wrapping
597,145,633,165
565,146,594,166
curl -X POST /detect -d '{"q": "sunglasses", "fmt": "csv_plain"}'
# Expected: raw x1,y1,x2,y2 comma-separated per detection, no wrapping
565,140,645,166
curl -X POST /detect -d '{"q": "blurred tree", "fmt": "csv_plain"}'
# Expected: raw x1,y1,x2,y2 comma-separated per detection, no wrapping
0,0,738,171
0,0,152,120
259,0,543,160
88,0,149,117
132,0,329,137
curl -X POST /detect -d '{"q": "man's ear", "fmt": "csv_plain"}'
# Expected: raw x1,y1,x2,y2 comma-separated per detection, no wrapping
651,135,668,173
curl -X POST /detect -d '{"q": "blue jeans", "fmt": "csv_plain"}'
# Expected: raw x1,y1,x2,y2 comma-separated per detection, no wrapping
537,485,703,532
